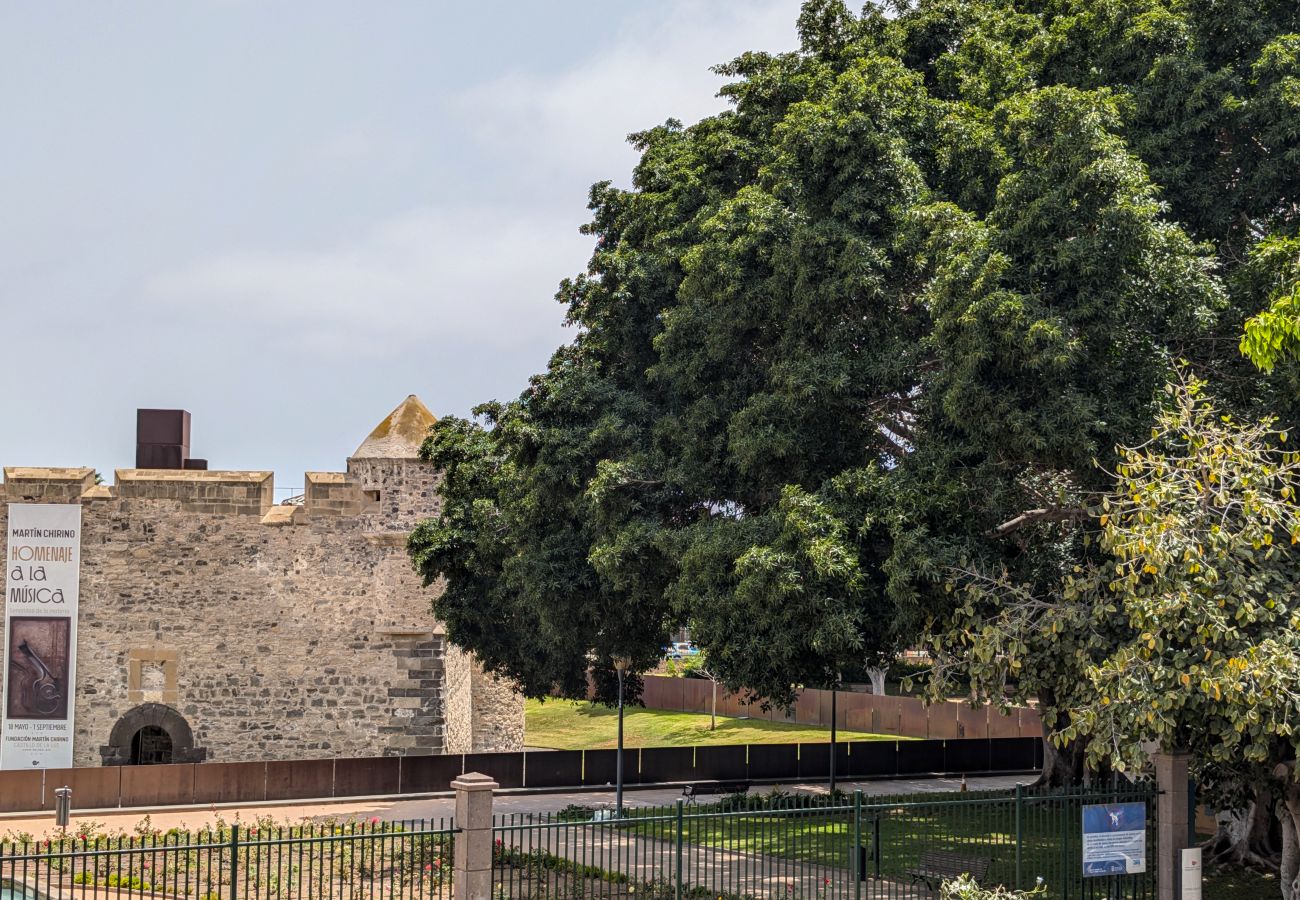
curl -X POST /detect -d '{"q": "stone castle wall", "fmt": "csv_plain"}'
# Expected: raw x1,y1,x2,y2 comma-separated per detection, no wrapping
1,459,524,767
442,647,474,754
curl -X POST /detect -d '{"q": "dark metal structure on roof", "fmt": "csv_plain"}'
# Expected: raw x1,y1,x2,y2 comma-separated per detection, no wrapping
135,409,207,470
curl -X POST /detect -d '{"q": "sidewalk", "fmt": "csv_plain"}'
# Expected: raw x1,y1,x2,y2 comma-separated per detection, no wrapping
496,811,929,899
0,774,1026,838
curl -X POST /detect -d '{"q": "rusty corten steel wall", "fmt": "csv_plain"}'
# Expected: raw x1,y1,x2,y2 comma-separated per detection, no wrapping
0,737,1043,815
637,675,1041,740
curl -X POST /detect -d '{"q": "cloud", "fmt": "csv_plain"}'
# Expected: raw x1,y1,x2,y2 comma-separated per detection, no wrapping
142,0,801,360
454,0,800,186
307,128,418,173
145,206,586,355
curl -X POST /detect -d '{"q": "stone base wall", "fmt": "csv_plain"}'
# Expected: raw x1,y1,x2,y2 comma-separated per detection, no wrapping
443,647,474,755
442,649,524,755
470,665,525,751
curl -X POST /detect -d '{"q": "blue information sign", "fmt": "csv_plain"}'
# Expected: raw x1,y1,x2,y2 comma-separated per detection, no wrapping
1082,802,1147,877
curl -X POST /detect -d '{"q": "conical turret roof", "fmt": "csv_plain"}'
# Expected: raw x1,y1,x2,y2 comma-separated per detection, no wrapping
352,395,437,459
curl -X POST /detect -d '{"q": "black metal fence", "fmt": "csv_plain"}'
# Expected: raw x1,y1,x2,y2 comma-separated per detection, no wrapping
0,780,1157,900
0,818,456,900
491,783,1157,899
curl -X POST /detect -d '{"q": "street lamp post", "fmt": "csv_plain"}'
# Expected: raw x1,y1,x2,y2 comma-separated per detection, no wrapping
613,656,630,816
829,685,838,795
828,672,845,796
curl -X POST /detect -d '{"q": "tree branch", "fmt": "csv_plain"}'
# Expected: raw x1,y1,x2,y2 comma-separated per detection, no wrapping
989,506,1087,537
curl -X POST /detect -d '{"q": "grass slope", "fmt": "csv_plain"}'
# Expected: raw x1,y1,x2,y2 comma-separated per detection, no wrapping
525,698,897,750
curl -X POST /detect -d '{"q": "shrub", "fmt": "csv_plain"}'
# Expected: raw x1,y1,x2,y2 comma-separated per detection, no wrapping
941,874,1046,899
555,804,598,822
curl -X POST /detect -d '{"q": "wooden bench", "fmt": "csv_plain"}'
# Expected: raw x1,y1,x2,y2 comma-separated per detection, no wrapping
906,850,991,893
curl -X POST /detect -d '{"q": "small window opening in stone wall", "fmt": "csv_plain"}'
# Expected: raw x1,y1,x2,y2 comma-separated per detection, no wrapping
140,662,166,698
127,648,178,705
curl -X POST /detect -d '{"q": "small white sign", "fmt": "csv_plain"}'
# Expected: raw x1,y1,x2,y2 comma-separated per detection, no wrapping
1182,847,1202,900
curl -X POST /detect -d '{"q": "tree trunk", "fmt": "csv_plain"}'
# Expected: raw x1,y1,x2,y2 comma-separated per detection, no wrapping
1280,780,1300,900
710,679,717,730
866,667,887,696
1034,734,1085,787
1202,789,1280,872
1031,690,1083,787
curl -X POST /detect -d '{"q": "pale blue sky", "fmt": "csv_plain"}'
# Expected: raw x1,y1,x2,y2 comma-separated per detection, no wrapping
2,1,801,491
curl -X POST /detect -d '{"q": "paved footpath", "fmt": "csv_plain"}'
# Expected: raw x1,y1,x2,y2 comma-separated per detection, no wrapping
496,810,931,899
487,776,1024,898
0,774,1024,837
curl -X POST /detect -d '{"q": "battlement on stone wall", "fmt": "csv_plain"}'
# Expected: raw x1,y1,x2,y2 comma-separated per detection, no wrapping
3,467,273,516
115,468,274,515
3,394,441,528
2,467,97,503
2,463,426,525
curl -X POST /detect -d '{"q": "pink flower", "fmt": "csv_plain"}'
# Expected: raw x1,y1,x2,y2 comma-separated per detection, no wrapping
424,864,433,872
370,817,380,825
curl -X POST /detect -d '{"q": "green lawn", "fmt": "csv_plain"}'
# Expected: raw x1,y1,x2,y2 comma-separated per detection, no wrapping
617,790,1159,900
525,698,898,750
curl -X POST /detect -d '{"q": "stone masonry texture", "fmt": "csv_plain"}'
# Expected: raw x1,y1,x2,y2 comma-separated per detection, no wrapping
0,400,523,767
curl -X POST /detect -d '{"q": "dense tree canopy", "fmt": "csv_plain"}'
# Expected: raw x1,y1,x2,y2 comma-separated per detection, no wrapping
410,0,1300,726
934,376,1300,894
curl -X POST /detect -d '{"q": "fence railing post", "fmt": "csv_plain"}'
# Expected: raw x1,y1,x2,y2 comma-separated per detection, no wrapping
873,815,881,876
228,824,239,900
1015,782,1024,890
674,798,684,900
452,772,499,900
853,790,863,900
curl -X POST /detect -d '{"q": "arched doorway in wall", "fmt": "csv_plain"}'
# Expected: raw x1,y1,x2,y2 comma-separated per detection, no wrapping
130,725,173,765
101,703,207,766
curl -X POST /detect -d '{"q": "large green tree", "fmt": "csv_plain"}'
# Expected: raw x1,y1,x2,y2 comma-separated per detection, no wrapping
410,0,1300,788
1079,381,1300,899
934,377,1300,893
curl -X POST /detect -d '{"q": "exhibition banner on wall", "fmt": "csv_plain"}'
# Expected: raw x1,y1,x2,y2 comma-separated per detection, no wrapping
2,504,81,769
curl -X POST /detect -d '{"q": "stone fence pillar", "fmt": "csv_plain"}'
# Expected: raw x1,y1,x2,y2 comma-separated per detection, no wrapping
1154,751,1191,900
452,772,498,900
